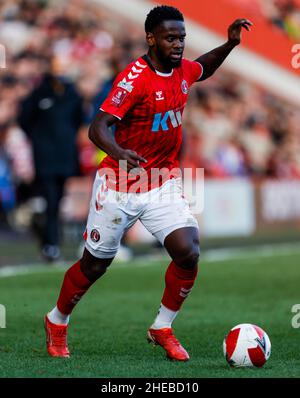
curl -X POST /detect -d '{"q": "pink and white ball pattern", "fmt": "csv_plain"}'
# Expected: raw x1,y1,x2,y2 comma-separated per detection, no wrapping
223,324,271,367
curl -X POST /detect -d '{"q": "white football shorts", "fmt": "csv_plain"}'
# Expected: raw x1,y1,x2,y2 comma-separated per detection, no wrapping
84,171,199,258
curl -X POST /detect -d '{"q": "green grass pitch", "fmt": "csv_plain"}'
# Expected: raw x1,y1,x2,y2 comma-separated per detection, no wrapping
0,249,300,378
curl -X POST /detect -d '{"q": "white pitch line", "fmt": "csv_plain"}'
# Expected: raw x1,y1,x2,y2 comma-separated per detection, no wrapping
202,242,300,263
0,263,66,278
0,257,166,278
1,242,300,278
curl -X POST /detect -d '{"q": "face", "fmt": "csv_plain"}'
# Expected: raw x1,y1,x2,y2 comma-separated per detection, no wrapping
147,20,186,69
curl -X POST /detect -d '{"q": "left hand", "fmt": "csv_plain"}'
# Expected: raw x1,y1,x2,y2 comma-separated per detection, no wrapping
228,18,253,46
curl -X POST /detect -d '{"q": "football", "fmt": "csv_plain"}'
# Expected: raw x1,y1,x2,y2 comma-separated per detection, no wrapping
223,323,271,368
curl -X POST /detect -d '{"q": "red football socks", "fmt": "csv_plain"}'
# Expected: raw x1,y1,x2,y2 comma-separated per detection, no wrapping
56,261,93,315
56,260,198,316
161,261,198,311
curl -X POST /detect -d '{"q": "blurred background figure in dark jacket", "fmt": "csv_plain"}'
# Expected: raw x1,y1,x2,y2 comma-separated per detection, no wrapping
19,59,84,262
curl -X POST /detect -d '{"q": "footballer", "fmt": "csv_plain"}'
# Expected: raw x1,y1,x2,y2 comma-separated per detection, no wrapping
44,5,252,361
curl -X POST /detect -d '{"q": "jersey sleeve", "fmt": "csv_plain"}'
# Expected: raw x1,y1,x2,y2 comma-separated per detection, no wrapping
183,59,204,85
99,67,144,120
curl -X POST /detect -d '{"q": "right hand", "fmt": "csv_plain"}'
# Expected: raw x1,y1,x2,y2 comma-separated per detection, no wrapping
114,148,147,171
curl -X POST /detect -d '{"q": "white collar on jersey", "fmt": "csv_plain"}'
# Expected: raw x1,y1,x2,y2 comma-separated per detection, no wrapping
155,69,173,77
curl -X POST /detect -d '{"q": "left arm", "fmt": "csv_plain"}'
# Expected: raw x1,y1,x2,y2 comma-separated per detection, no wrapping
195,19,252,81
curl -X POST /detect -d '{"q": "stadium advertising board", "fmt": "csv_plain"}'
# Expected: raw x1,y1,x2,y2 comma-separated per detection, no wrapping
259,181,300,226
201,179,255,237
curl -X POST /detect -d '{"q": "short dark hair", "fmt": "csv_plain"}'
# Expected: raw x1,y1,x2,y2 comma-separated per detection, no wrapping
145,5,184,33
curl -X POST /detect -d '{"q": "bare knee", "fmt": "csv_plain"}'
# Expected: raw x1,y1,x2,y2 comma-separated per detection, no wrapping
80,248,114,282
173,245,200,269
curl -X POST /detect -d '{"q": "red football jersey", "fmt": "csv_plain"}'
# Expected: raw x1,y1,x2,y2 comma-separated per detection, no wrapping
99,55,203,192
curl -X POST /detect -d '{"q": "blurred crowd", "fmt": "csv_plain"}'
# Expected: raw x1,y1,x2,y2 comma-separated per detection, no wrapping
184,73,300,179
261,0,300,40
0,0,146,259
0,0,300,223
0,1,144,203
232,0,300,40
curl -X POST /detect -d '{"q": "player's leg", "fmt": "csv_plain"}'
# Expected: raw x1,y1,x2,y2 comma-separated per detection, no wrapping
152,226,199,327
147,227,199,361
45,172,130,357
48,249,114,325
140,179,200,361
45,250,114,358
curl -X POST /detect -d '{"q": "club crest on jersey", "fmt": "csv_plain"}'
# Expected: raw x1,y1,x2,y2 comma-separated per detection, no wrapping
90,229,100,243
155,91,165,101
117,78,134,93
111,89,127,107
181,80,188,94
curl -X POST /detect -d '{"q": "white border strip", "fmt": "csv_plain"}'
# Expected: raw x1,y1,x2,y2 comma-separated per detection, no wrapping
93,0,300,105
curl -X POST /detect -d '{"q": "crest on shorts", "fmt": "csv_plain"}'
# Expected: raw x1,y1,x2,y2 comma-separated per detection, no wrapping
90,229,100,243
181,79,188,94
